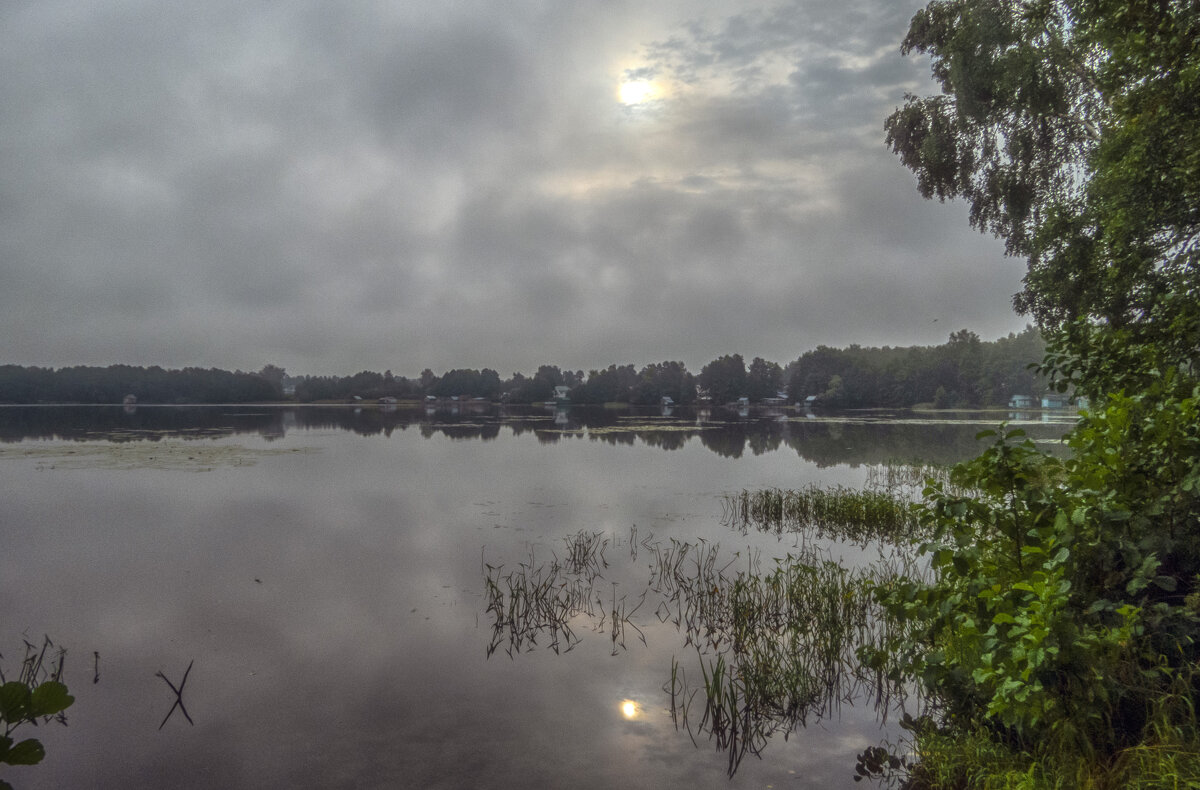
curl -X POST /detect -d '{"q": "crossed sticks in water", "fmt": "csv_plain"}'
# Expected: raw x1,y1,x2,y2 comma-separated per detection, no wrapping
156,660,194,730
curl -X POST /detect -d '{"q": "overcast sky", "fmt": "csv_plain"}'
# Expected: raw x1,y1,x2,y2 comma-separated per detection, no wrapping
1,0,1030,378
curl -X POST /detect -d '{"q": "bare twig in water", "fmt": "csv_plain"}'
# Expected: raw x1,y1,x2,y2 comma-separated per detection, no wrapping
156,660,195,729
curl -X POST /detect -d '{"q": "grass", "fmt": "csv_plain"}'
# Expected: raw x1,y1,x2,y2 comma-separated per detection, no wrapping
482,531,640,657
482,508,926,776
655,542,919,775
876,723,1200,790
722,484,923,545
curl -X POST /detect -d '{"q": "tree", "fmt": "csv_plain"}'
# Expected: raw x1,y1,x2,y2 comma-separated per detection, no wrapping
630,361,697,405
698,354,747,404
887,0,1200,394
870,0,1200,775
256,365,286,399
746,357,784,401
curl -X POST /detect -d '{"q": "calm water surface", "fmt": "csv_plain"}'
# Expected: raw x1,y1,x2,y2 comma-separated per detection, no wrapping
0,404,1073,789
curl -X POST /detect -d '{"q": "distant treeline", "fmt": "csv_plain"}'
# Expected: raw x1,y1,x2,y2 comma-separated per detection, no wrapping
0,327,1047,407
787,326,1048,408
0,364,281,404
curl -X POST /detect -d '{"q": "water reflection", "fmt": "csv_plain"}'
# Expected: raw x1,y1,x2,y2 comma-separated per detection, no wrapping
0,404,1074,466
0,405,1075,788
482,524,917,777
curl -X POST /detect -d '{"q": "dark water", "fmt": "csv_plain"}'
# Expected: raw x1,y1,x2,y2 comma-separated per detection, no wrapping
0,404,1073,789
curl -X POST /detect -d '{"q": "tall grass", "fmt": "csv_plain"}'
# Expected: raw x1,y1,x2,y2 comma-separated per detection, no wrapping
482,530,638,657
722,485,923,545
482,513,927,776
654,542,921,775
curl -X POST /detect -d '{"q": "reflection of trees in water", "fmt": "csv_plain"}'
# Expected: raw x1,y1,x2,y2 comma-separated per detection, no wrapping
782,420,1060,467
699,426,747,458
0,405,1071,466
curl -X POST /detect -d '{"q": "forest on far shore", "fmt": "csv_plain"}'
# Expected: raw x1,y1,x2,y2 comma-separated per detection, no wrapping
0,325,1048,409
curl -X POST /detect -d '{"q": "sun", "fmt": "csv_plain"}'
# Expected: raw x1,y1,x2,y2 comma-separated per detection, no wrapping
620,699,640,719
618,79,658,105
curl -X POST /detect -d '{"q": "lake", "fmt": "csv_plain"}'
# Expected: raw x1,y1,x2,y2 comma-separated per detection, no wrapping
0,404,1074,789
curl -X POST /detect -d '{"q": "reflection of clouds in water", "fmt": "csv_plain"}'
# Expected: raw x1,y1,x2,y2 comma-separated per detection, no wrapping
0,410,1029,788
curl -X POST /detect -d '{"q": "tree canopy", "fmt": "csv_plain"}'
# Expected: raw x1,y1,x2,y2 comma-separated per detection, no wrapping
869,0,1200,780
887,0,1199,394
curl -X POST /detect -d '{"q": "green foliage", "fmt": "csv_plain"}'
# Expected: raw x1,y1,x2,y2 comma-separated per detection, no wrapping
878,0,1200,783
787,326,1048,408
0,639,74,785
889,0,1200,376
698,354,748,404
868,392,1200,743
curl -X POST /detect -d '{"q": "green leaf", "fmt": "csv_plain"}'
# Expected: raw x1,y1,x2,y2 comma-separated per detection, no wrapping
0,682,31,722
3,738,45,766
29,681,73,718
1152,575,1177,592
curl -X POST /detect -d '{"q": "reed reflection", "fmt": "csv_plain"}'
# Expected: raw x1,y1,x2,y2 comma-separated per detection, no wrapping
481,514,921,777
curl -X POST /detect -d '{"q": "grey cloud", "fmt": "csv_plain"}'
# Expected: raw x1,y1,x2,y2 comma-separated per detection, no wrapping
0,0,1027,376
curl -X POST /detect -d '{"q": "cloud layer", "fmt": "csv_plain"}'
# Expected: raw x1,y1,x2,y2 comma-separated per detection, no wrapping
0,0,1029,376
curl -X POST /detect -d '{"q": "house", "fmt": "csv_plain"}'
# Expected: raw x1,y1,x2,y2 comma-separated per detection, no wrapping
1041,394,1069,409
1009,394,1035,408
123,394,137,405
553,385,570,404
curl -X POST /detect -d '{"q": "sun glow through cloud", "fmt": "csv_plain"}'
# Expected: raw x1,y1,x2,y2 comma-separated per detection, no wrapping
620,699,639,719
618,79,659,105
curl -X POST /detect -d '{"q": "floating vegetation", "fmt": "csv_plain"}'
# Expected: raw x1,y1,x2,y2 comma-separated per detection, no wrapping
0,441,319,471
586,424,713,435
721,485,924,546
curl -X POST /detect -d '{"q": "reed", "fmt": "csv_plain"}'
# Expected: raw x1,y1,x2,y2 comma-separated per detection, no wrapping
561,529,609,577
656,541,919,774
482,533,641,657
721,484,923,545
482,510,927,775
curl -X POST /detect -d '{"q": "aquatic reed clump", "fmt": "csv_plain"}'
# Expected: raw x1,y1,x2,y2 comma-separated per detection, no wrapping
483,509,926,774
483,551,595,657
863,460,954,496
722,485,923,545
657,541,923,776
561,529,609,577
482,535,640,657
